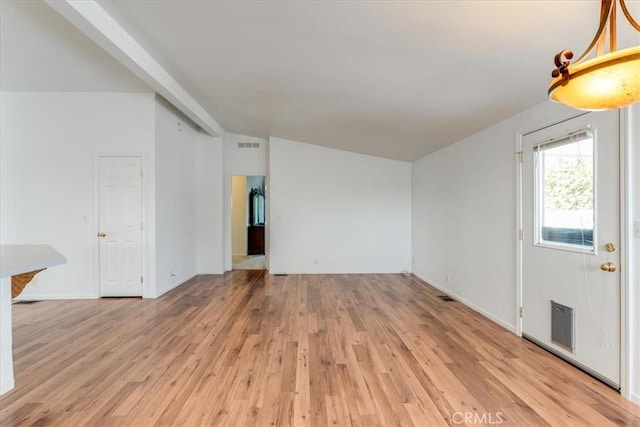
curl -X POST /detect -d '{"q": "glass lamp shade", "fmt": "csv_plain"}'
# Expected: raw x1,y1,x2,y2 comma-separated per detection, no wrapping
548,46,640,110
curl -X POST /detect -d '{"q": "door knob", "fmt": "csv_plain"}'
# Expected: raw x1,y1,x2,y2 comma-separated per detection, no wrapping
600,262,617,272
97,232,107,238
604,243,616,252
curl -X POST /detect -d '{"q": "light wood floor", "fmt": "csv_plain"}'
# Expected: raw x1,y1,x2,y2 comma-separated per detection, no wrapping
1,272,639,426
232,255,266,270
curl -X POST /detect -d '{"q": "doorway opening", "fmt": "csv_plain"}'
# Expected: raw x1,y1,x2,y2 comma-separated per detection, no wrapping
231,175,266,270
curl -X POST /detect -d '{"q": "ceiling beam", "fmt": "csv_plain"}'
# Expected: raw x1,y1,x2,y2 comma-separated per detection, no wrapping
44,0,225,137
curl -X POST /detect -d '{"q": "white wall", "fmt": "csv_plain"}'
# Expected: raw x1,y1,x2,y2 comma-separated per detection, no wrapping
412,101,588,331
154,97,197,295
231,176,248,256
0,92,156,299
269,137,411,274
155,96,227,296
195,135,225,275
224,133,269,177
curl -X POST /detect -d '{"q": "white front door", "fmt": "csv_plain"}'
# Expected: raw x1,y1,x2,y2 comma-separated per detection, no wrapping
98,156,143,297
522,111,620,388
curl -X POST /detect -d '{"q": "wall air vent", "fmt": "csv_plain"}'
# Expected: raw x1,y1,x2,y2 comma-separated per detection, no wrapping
238,142,260,148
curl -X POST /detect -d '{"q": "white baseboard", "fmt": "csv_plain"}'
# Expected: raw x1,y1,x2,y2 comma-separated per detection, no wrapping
14,294,97,301
267,269,409,275
412,272,516,334
0,379,14,396
630,392,640,404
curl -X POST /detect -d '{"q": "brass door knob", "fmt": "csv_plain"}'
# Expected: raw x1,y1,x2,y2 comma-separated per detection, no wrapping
600,262,617,272
604,243,616,252
97,232,107,238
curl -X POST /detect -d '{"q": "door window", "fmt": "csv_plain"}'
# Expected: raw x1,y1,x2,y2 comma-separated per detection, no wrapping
534,129,595,252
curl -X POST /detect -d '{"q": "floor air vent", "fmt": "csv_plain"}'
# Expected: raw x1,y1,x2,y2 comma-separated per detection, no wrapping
13,300,41,305
437,295,455,302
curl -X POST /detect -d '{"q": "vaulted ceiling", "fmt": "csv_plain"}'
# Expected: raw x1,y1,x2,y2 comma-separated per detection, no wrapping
2,1,638,161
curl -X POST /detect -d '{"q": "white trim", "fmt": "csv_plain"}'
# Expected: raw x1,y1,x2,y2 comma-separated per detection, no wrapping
270,269,411,275
631,393,640,405
515,132,524,336
225,174,232,272
412,272,516,333
533,241,597,255
619,107,631,399
264,174,271,272
14,295,97,301
226,174,234,272
532,127,598,255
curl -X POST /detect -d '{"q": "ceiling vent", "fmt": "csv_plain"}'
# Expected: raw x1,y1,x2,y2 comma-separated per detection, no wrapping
238,142,260,149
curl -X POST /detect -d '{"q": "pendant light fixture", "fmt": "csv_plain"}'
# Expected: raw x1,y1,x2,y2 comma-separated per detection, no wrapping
548,0,640,110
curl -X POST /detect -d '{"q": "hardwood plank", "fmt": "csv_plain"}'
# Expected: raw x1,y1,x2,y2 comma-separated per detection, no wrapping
1,272,638,426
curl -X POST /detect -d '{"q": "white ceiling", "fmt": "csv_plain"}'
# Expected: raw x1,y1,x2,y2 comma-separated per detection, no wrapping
2,1,639,161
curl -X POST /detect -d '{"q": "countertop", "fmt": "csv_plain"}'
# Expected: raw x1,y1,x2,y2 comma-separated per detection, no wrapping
0,244,67,278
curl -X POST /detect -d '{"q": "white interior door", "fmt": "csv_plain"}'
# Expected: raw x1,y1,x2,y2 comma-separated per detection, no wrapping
522,111,620,388
98,156,143,297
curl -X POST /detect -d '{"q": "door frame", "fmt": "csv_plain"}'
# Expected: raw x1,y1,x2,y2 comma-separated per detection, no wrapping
225,174,269,272
515,109,631,398
93,153,149,298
